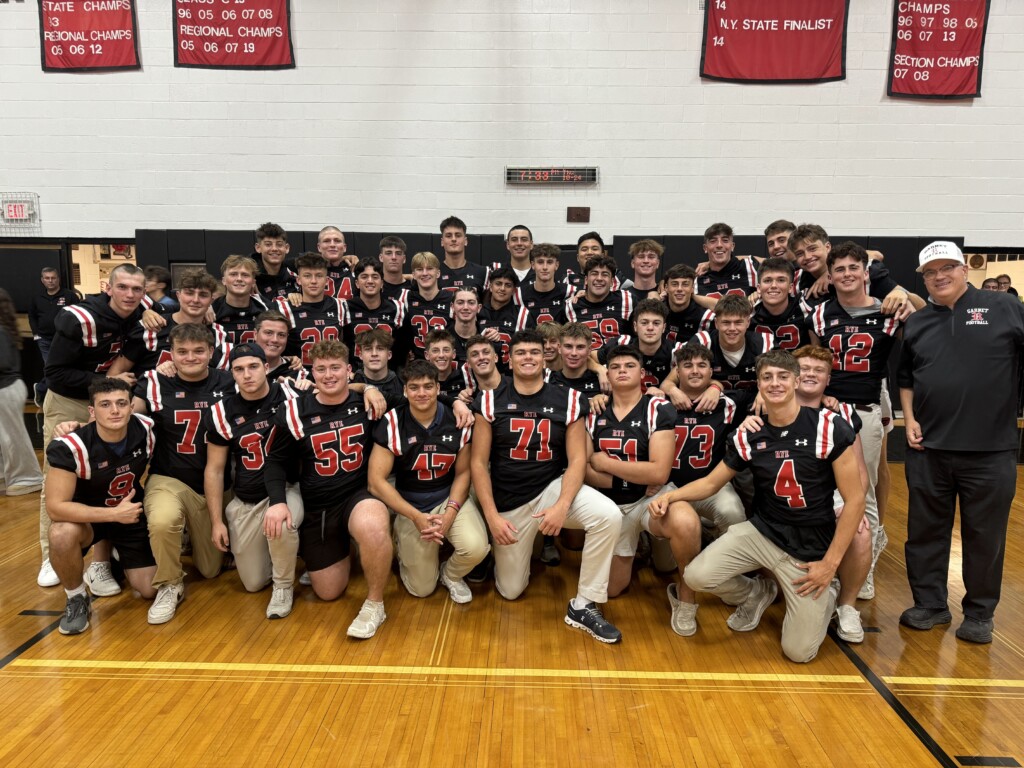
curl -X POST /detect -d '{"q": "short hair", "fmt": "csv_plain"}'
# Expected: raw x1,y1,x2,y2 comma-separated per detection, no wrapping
308,339,349,365
509,329,545,353
755,349,800,378
379,235,407,253
109,263,145,284
452,286,479,302
255,310,288,330
577,231,604,249
792,345,834,367
827,241,869,271
488,266,517,285
356,328,394,351
220,254,259,277
255,222,286,241
764,219,796,238
506,225,533,241
177,268,219,294
664,264,697,282
704,223,733,241
410,251,440,271
535,321,562,341
143,265,171,286
583,255,617,277
674,342,714,366
88,377,131,404
401,358,439,384
559,322,594,345
169,322,214,348
317,226,344,242
788,223,829,251
605,345,643,367
294,252,329,272
440,215,467,234
41,267,59,276
530,243,561,262
465,334,496,354
353,257,382,277
996,274,1012,282
714,295,752,319
628,239,664,259
634,298,669,321
982,278,1000,289
424,329,455,350
758,257,795,281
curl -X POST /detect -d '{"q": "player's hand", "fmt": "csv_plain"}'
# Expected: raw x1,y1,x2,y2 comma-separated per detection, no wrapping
452,400,474,429
363,388,387,419
693,385,721,413
458,387,475,404
533,504,567,536
155,360,177,377
486,514,519,546
694,261,710,277
597,369,611,395
821,395,840,412
588,393,609,415
645,386,666,399
438,508,457,538
109,489,142,524
264,503,293,540
881,288,913,321
211,521,231,552
748,290,761,309
589,450,615,474
287,292,302,307
287,376,314,392
287,356,304,371
53,420,82,439
343,254,359,270
645,484,664,498
905,416,925,451
108,372,137,387
666,388,693,410
806,272,831,299
648,495,671,518
205,306,216,325
792,560,837,599
751,392,766,417
420,513,447,544
738,414,764,433
571,289,585,304
140,309,166,332
482,327,501,342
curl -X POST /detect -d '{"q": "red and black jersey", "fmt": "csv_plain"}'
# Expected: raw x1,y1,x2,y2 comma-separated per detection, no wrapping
381,279,413,305
325,262,354,300
807,300,900,405
515,283,573,326
212,295,268,345
274,296,346,368
798,260,901,308
696,258,758,300
265,389,402,508
206,382,298,504
340,296,406,361
831,402,863,434
404,292,452,357
438,363,474,400
475,378,588,512
564,291,635,350
597,335,683,392
691,329,773,391
563,269,626,293
47,414,155,507
122,316,231,374
725,405,855,562
439,261,490,296
625,285,660,307
479,302,532,370
586,394,675,504
255,266,296,303
373,402,472,507
753,296,811,351
353,369,405,403
546,368,602,396
670,394,739,487
665,301,715,344
134,368,234,493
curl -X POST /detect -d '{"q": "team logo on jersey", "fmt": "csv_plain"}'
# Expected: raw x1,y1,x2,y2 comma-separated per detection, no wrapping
311,416,321,424
132,449,143,457
543,407,554,413
775,450,790,459
442,435,454,442
235,416,246,425
756,441,766,449
347,407,360,415
175,392,185,398
966,308,989,326
631,420,641,427
865,318,877,325
795,439,808,446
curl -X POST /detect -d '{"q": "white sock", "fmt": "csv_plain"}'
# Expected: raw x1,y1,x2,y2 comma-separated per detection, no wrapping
571,595,591,610
65,584,86,599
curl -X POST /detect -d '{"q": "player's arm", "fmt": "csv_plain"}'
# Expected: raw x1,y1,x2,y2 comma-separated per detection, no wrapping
131,395,149,414
45,467,142,525
693,294,718,310
204,443,231,552
45,323,106,394
584,436,614,489
263,422,296,513
105,353,136,378
436,446,473,537
590,429,674,486
367,444,425,525
660,460,736,507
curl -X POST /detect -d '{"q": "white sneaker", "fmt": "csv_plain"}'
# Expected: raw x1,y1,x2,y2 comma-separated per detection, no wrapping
858,571,875,601
727,577,777,632
298,571,312,586
84,561,121,597
667,583,698,637
835,604,865,643
148,583,185,625
266,586,293,620
346,599,386,639
37,559,60,587
439,562,473,604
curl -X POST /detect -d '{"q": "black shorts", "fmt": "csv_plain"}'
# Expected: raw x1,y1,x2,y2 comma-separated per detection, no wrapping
85,517,156,571
299,490,377,572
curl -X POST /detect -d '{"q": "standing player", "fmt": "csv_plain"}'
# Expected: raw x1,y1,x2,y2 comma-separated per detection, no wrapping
751,258,811,351
45,379,158,635
695,223,758,301
252,222,296,303
653,350,863,663
437,216,490,295
316,226,355,300
378,236,413,303
29,266,80,406
447,287,493,366
594,299,681,393
564,256,634,350
663,264,716,343
565,232,629,293
214,255,268,344
275,253,346,370
341,258,407,363
515,244,573,325
479,267,532,370
368,359,488,603
504,225,534,283
404,252,452,358
471,330,623,643
625,240,662,305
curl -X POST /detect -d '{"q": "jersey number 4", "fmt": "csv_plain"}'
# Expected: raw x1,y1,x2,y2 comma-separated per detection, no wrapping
774,459,807,508
310,425,365,476
509,418,553,461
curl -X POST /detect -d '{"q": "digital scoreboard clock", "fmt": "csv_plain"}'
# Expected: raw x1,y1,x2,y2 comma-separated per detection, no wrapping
505,167,598,185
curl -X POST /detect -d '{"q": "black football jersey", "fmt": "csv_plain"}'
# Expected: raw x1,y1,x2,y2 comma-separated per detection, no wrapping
832,402,863,434
798,260,900,308
665,301,716,344
122,316,231,374
807,300,900,405
381,280,413,304
546,369,602,396
275,296,345,368
340,296,406,361
353,369,406,403
373,402,471,501
206,382,298,503
696,258,759,300
564,291,635,350
725,405,855,562
753,296,811,351
563,269,626,293
255,267,296,303
597,335,683,392
438,363,474,400
475,379,588,512
325,262,354,300
585,394,675,504
134,368,234,493
439,262,490,296
404,292,452,357
479,302,532,370
47,414,155,507
670,394,739,487
514,283,572,326
692,329,774,391
213,295,268,345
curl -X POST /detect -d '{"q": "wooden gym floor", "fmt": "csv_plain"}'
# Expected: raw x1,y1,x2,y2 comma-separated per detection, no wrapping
0,459,1021,768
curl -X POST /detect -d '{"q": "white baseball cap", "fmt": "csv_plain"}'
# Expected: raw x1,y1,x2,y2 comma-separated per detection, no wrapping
917,241,965,272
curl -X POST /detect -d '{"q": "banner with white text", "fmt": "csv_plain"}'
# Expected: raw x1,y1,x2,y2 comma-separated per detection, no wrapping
173,0,294,70
700,0,850,83
38,0,140,72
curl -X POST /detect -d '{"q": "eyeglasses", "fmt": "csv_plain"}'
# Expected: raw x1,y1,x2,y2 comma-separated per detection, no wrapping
997,280,1012,286
921,263,963,281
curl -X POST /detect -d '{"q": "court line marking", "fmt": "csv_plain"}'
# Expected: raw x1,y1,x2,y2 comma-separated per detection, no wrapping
884,677,1024,689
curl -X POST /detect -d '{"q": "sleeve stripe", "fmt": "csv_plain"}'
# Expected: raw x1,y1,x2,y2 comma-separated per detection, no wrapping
585,410,596,437
66,305,97,347
567,388,581,424
134,413,156,458
57,433,91,479
734,429,751,462
817,410,836,459
695,331,711,348
145,371,162,413
460,424,472,449
386,409,401,456
723,396,736,424
285,399,304,439
212,401,232,440
482,390,494,422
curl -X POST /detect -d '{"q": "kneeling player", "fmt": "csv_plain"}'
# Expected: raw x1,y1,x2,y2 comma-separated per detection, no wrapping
46,379,158,635
368,360,488,603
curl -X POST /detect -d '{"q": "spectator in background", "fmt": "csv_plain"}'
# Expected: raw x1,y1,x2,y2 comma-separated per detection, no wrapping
982,278,1000,291
143,265,178,311
28,267,80,407
995,274,1019,297
0,288,44,496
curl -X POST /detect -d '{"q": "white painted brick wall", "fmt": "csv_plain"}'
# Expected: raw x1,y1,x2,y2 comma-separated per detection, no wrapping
0,0,1022,244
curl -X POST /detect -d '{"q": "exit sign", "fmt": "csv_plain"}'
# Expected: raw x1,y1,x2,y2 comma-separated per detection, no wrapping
3,202,29,221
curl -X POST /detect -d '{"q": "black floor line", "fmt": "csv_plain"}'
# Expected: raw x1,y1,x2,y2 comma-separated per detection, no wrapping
954,758,1022,767
18,610,62,617
0,620,62,670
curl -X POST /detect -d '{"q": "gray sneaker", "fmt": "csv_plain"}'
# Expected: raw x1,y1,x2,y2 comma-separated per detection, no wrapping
347,600,387,639
667,583,698,637
727,577,778,632
59,593,91,635
835,604,865,643
84,561,121,597
266,586,294,620
439,562,473,604
857,571,875,601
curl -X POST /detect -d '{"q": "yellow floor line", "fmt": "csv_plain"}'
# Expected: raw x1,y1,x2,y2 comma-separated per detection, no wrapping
884,676,1024,688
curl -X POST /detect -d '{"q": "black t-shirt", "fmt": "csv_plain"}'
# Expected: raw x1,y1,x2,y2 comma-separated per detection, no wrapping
670,393,741,487
564,291,635,350
212,295,268,345
381,280,414,304
691,329,773,391
696,257,758,300
752,296,811,351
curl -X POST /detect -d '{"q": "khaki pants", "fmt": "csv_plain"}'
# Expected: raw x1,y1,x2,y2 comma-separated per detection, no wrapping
224,484,303,591
684,520,836,663
494,478,620,604
144,474,223,588
613,486,675,558
39,390,91,561
691,483,747,537
393,497,489,597
857,403,884,531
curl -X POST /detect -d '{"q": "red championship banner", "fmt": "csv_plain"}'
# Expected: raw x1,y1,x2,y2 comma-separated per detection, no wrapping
173,0,295,70
700,0,850,83
38,0,140,72
887,0,990,99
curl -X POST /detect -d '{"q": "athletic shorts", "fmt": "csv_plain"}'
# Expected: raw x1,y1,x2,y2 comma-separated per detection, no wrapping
299,490,375,571
86,517,156,571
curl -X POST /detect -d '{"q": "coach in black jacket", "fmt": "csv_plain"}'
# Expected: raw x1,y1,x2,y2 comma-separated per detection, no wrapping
27,268,79,403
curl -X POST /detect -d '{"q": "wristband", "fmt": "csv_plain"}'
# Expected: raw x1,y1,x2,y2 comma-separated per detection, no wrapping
445,499,461,512
708,382,723,392
363,384,379,391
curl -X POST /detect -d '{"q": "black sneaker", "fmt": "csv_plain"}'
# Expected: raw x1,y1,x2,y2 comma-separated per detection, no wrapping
59,593,91,635
465,553,492,584
565,601,622,644
539,536,560,566
899,605,952,631
956,617,993,644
